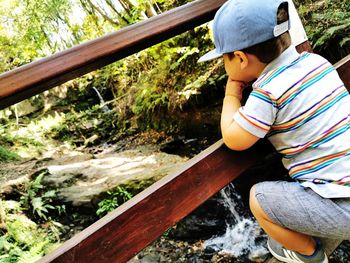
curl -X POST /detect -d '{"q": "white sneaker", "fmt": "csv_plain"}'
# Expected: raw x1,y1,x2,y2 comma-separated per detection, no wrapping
267,237,328,263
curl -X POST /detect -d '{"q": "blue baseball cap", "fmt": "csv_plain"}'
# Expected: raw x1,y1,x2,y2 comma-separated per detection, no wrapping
198,0,290,62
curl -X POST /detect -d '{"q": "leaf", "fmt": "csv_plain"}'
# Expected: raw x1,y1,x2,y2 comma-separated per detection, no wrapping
313,22,350,49
340,37,350,47
42,190,56,199
31,198,44,211
31,197,54,219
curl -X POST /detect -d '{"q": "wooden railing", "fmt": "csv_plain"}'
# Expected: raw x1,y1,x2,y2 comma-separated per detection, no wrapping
0,0,349,262
37,51,350,263
38,140,273,263
335,54,350,89
0,0,226,110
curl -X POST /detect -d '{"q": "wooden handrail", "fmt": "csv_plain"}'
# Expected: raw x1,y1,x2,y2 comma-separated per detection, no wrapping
1,0,347,261
38,140,272,263
0,0,226,110
37,54,350,263
334,54,350,89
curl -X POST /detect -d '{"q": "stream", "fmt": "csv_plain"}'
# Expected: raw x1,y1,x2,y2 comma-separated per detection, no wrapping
126,138,350,263
131,180,350,263
204,184,268,260
2,134,350,262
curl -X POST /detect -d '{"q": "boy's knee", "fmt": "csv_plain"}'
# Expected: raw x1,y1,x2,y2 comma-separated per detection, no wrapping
249,184,259,214
249,184,267,219
249,184,274,223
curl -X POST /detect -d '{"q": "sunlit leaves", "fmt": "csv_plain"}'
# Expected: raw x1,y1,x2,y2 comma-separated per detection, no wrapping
298,0,350,62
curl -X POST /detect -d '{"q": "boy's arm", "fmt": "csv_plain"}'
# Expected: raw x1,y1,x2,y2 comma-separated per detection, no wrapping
221,79,259,151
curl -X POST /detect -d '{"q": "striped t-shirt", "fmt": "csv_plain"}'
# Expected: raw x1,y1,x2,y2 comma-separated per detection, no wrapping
234,45,350,198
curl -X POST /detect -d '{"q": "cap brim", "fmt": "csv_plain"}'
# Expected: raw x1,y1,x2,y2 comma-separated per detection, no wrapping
197,49,223,63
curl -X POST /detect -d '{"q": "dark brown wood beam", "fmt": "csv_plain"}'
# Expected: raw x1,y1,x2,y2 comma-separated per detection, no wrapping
295,41,313,53
37,140,271,263
36,44,350,263
334,54,350,91
0,0,227,110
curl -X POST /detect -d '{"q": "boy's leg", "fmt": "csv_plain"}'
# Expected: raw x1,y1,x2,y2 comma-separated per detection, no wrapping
249,185,316,256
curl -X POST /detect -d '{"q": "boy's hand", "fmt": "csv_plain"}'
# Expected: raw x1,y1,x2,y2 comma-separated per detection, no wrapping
225,79,247,101
221,78,259,151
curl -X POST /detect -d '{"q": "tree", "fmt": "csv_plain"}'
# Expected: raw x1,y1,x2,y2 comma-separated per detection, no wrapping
0,0,76,72
78,0,159,27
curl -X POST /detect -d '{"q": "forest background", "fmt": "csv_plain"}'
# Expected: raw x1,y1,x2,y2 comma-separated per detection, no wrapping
0,0,349,262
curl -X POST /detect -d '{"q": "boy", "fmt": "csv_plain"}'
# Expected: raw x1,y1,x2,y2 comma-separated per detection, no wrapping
198,0,350,262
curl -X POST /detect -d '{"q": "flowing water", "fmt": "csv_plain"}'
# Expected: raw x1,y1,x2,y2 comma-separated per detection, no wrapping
204,184,269,261
92,86,110,112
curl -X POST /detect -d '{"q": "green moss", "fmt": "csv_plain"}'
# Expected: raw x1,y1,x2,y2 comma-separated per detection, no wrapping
0,146,20,162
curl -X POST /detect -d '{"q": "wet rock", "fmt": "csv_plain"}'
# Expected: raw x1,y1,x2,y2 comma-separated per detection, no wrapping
40,145,188,207
160,136,216,158
139,253,160,263
187,255,202,263
168,197,227,241
330,241,350,263
160,136,186,154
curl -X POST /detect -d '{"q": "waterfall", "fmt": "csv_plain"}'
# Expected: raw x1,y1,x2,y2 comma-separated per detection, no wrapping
204,183,269,261
92,87,110,112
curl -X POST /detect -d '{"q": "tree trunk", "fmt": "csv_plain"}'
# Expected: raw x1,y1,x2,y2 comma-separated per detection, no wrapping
119,0,148,19
106,0,130,24
85,0,120,25
145,1,157,17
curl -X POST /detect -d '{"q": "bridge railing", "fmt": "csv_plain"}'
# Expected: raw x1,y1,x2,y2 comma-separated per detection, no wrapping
0,0,226,110
0,0,349,262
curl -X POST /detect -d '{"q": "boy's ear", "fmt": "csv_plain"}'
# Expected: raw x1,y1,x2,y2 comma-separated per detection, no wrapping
233,51,249,69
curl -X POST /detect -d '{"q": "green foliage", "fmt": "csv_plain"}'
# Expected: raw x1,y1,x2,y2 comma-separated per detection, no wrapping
0,0,194,73
132,86,169,115
0,146,20,162
48,103,127,146
0,114,59,159
0,199,63,263
0,218,61,262
20,171,65,221
0,0,75,73
96,186,133,217
297,0,350,62
104,24,223,132
1,133,44,149
0,172,65,261
162,227,175,239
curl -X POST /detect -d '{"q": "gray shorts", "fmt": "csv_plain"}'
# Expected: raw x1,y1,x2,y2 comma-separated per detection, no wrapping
255,181,350,239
